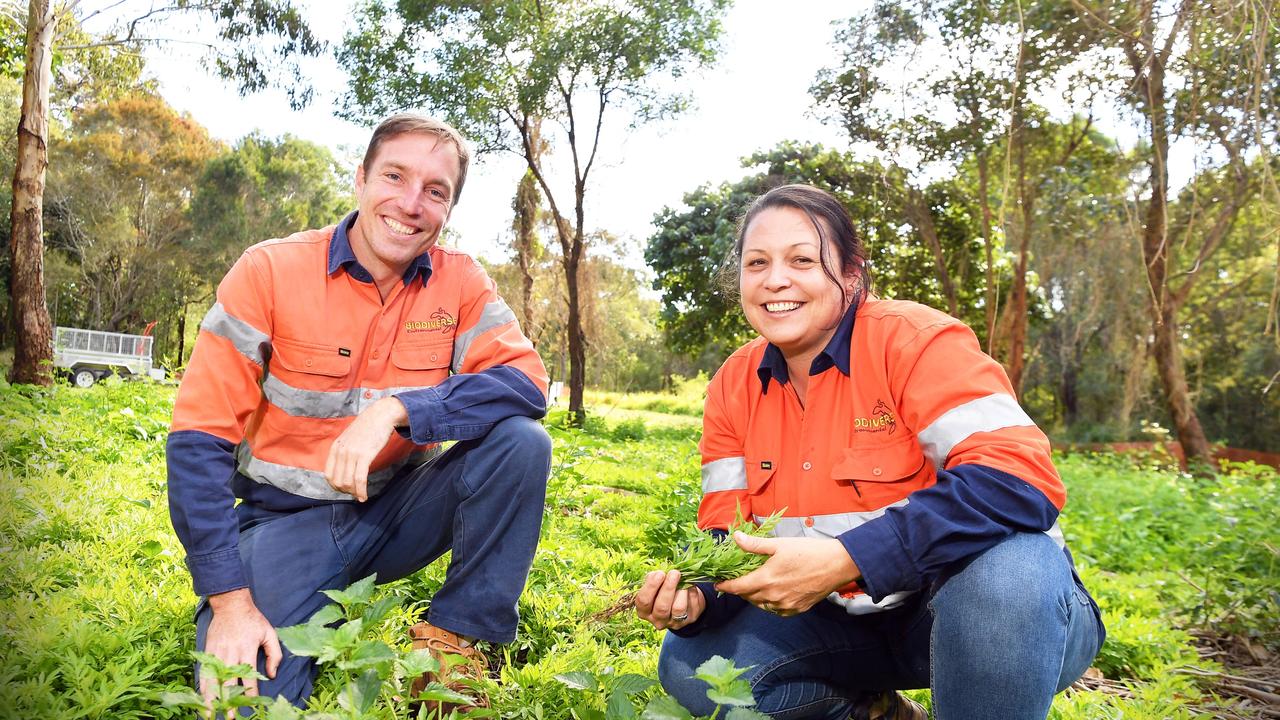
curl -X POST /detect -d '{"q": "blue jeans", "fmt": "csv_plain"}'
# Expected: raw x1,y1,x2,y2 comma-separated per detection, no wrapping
659,533,1104,720
195,416,551,705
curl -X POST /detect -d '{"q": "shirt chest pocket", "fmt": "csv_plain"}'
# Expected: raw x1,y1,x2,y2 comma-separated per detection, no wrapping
830,432,932,508
390,339,453,386
270,337,352,389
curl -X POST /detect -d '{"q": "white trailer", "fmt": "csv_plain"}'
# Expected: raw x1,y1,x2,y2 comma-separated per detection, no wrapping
53,326,160,387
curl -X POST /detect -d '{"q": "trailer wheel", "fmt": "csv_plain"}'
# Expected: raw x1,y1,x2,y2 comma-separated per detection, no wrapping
73,369,97,388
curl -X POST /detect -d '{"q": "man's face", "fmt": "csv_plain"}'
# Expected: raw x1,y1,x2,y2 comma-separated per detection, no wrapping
350,132,461,282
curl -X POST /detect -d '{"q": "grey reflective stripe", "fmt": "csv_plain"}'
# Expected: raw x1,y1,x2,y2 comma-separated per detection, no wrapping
828,589,916,615
236,442,441,500
1046,520,1065,548
762,500,909,539
917,393,1035,467
452,300,516,373
701,457,748,494
262,375,426,419
201,302,270,365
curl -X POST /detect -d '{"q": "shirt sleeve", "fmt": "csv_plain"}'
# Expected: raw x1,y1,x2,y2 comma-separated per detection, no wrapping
167,250,275,597
396,260,548,443
696,362,752,531
839,319,1064,602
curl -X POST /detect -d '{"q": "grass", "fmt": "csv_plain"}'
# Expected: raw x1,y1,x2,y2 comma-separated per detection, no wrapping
0,377,1276,718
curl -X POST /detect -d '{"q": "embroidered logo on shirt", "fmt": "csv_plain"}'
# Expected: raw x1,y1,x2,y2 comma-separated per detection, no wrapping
853,399,897,434
405,308,457,335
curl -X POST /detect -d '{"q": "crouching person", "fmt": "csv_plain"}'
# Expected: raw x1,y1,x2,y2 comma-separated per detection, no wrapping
165,113,551,712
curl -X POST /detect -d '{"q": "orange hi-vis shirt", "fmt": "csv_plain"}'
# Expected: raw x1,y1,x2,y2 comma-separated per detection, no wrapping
698,299,1065,615
167,215,547,596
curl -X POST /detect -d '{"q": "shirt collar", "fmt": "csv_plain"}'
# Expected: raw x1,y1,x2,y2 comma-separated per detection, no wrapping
327,210,434,287
756,299,858,393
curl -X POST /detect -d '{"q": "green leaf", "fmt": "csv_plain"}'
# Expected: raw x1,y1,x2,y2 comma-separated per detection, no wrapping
705,679,755,707
362,594,401,626
606,688,638,720
693,656,751,687
398,648,439,677
613,673,657,696
277,623,336,657
725,708,773,720
554,670,599,691
136,540,163,558
308,603,345,627
337,668,382,714
263,696,306,720
338,639,397,670
332,617,364,649
413,681,473,705
158,689,205,707
640,695,694,720
323,574,377,608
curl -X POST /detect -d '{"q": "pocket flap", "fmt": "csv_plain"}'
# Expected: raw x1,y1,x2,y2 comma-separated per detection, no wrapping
744,455,777,494
391,341,452,371
831,433,926,483
271,337,351,378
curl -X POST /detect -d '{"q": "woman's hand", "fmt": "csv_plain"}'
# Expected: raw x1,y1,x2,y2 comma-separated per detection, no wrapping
715,533,860,616
634,569,706,631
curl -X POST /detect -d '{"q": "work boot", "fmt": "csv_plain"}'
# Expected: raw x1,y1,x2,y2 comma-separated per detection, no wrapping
408,621,490,713
853,690,929,720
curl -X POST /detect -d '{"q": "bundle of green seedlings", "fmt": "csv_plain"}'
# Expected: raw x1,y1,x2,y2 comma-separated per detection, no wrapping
592,508,784,622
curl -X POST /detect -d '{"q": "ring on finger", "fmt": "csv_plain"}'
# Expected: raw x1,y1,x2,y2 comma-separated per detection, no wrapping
760,602,775,613
671,612,689,622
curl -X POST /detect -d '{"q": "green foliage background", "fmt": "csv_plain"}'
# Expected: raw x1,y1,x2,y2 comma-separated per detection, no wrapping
1,379,1276,717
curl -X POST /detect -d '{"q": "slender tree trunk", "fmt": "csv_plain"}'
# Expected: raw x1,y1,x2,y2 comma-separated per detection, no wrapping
564,240,586,422
904,185,958,317
8,0,57,385
1003,46,1034,397
978,151,997,351
1137,44,1214,468
514,169,539,338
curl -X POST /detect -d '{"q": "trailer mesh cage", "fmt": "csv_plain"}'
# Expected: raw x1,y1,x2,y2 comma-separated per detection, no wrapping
54,327,153,359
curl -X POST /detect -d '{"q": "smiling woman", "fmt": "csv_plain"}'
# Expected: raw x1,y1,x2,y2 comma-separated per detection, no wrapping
633,184,1105,720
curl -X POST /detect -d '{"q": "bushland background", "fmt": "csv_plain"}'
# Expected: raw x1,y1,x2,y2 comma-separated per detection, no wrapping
1,0,1278,717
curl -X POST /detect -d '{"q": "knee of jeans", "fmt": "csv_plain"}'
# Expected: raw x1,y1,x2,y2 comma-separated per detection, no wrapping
935,533,1068,626
658,637,719,716
488,416,552,465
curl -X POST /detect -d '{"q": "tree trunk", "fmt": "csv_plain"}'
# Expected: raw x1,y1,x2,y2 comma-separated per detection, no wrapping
1003,46,1033,397
1136,38,1214,469
7,0,57,386
903,185,958,317
978,151,997,351
564,243,586,422
514,169,539,338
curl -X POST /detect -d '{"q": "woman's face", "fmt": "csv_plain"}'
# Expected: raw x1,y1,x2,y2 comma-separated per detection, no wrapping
739,206,855,360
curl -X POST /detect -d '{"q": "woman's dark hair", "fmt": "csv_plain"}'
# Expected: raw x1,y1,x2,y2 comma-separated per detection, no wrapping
723,184,872,306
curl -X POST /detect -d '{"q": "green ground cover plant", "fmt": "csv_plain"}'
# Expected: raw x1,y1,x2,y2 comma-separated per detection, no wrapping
0,379,1275,718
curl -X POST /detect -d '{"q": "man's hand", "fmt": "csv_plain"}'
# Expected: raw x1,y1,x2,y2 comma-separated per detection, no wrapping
715,533,860,616
634,569,706,631
324,397,408,501
202,588,281,713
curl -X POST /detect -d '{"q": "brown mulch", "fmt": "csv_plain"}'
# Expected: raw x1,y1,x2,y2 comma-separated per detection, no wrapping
1071,630,1280,718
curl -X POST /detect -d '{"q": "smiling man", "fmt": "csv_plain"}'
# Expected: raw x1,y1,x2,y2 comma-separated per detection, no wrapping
166,114,551,711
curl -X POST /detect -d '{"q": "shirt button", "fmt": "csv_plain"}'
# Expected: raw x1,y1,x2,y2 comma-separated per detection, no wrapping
804,517,814,527
363,390,373,399
873,467,883,476
304,358,313,367
802,461,812,471
429,352,439,362
372,349,380,359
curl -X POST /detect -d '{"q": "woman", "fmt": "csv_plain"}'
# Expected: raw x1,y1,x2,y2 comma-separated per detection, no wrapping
633,185,1103,720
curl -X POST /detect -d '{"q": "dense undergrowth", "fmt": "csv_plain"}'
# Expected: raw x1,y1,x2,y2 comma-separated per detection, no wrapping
0,378,1275,718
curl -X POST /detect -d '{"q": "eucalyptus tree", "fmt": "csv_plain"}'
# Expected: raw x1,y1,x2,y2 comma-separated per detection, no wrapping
335,0,729,422
1037,0,1279,466
6,0,321,385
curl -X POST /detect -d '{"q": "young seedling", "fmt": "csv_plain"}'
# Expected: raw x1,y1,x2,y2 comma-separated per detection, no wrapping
592,508,784,622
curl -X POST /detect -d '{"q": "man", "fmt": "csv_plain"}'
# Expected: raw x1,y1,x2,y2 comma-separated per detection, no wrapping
166,113,551,708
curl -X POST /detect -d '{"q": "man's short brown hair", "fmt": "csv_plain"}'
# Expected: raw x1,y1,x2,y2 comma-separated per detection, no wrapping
362,114,472,204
